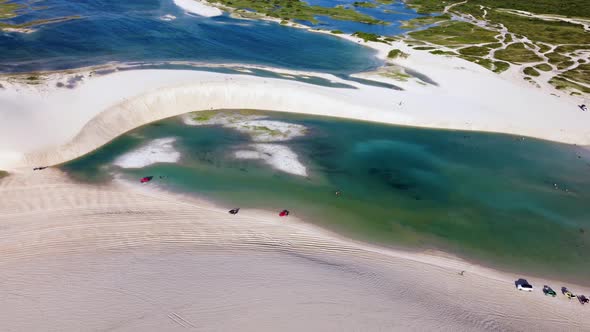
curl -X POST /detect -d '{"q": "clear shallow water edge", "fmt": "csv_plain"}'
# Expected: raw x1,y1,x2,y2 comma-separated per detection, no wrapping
62,111,590,284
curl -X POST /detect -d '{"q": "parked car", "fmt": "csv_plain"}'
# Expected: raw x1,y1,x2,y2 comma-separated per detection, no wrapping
578,295,589,305
515,279,533,291
562,287,576,299
543,285,556,297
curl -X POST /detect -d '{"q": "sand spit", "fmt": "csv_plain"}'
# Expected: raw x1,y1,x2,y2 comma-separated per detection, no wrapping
2,61,590,170
184,112,307,142
1,169,589,330
235,144,307,176
113,137,180,169
173,0,223,17
235,120,306,142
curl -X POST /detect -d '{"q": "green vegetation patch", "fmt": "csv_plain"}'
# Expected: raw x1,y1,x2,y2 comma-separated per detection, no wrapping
191,109,265,122
485,10,590,45
430,49,458,56
554,44,590,54
482,42,502,49
0,0,22,19
353,31,388,43
561,63,590,86
535,43,551,54
469,0,590,18
0,14,81,30
451,2,487,20
457,54,510,74
404,0,463,14
523,66,540,77
191,110,218,121
216,0,386,25
460,56,494,71
387,49,409,59
353,1,377,8
534,63,552,71
401,13,451,29
550,76,590,94
494,43,542,64
458,46,490,57
383,36,399,42
546,52,575,70
413,46,435,50
0,170,7,179
492,61,510,73
408,21,498,47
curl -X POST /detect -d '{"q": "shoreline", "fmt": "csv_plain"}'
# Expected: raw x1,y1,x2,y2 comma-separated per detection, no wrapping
173,0,223,17
1,168,589,330
1,58,589,170
2,10,588,171
113,170,590,287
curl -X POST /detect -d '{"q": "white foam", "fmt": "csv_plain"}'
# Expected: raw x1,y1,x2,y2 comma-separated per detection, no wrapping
173,0,223,17
160,14,177,21
113,138,180,168
235,144,307,177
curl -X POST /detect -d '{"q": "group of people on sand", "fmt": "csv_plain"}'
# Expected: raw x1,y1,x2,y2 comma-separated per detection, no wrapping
227,189,343,217
139,172,344,218
228,208,290,217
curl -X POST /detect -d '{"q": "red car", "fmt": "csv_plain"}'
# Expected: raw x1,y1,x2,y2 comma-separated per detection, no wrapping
279,210,290,217
140,176,153,183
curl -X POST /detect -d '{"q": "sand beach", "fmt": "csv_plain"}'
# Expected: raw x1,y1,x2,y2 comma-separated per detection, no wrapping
1,168,590,330
1,27,590,329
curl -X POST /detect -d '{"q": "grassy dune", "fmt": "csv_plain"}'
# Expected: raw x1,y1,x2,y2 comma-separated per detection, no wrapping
403,0,590,95
0,0,22,19
0,1,80,31
216,0,387,25
408,21,497,46
495,43,542,64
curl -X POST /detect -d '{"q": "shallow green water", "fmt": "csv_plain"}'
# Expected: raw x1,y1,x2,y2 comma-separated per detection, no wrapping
63,111,590,282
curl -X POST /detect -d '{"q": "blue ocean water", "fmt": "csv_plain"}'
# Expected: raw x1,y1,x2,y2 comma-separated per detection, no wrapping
0,0,395,73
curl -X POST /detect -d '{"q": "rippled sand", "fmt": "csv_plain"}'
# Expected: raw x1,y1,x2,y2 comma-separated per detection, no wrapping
1,169,589,331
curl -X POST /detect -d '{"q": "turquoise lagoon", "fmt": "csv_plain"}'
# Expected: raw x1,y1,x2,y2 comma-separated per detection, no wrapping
63,111,590,283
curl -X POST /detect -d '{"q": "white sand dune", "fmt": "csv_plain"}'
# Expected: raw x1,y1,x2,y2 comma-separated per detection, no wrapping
1,38,590,329
173,0,223,17
113,137,180,169
1,61,589,170
0,169,589,331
